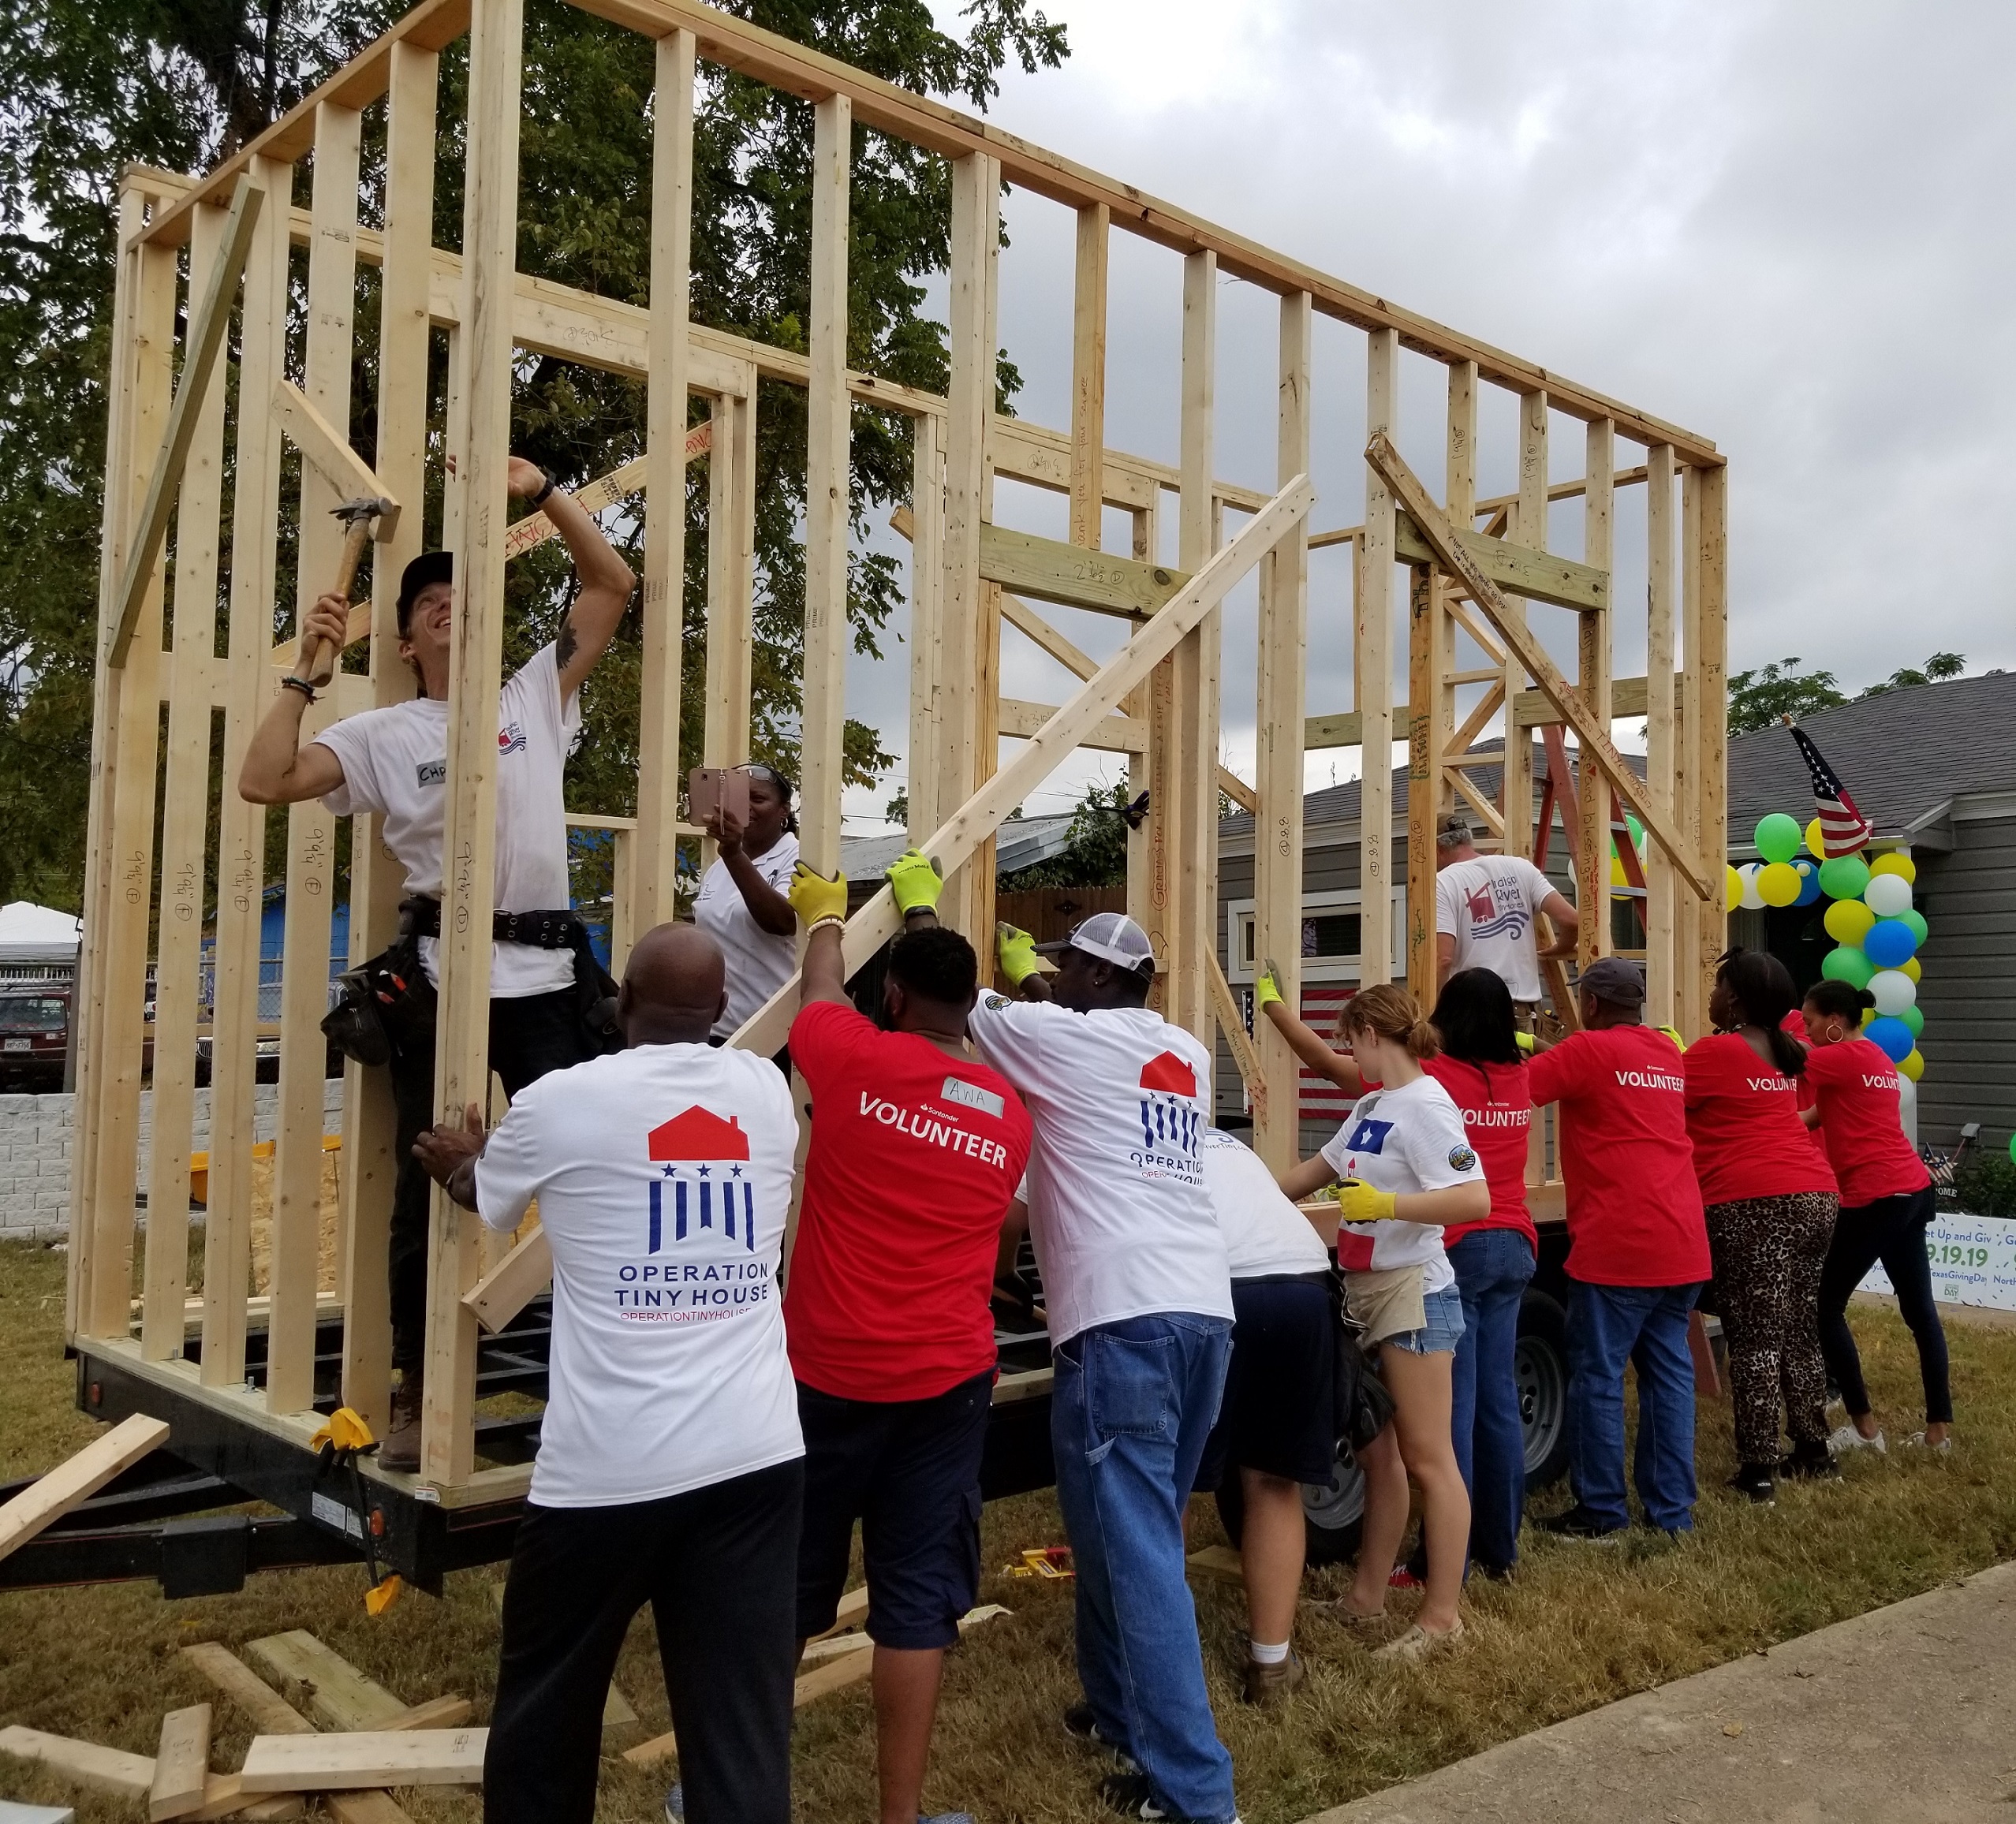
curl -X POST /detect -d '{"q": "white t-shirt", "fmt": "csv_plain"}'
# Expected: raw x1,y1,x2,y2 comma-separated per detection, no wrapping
1200,1129,1329,1280
473,1040,802,1508
693,832,800,1039
315,644,579,998
965,995,1232,1345
1318,1073,1482,1293
1435,855,1559,1002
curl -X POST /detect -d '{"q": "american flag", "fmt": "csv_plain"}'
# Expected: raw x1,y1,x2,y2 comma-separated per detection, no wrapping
1783,717,1873,857
1298,986,1357,1127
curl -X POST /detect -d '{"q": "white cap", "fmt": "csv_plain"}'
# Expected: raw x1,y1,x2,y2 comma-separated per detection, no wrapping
1036,910,1157,974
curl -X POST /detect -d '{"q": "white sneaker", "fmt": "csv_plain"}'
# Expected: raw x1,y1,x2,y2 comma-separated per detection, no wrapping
1903,1430,1953,1454
1829,1423,1886,1456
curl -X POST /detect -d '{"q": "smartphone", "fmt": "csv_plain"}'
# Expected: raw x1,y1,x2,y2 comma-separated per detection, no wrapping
688,766,752,828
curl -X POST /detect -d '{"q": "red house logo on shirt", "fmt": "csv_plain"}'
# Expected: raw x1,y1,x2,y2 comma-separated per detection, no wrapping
647,1106,754,1253
1137,1051,1200,1156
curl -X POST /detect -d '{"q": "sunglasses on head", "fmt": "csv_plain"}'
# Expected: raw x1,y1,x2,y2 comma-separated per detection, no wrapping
735,764,793,797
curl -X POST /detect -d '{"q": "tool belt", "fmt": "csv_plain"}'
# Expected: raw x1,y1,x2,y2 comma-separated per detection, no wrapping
398,895,585,950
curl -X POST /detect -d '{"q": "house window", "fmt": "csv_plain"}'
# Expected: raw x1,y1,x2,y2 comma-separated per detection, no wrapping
1227,889,1407,985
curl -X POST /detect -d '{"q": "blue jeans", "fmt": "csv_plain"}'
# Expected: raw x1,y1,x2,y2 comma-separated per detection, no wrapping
1564,1280,1702,1534
1447,1229,1535,1571
1051,1313,1236,1824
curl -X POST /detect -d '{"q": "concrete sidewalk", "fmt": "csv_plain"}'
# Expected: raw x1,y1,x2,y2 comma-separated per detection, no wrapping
1306,1560,2016,1824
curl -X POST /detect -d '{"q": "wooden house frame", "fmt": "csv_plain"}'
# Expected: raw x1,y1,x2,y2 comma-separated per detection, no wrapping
71,0,1727,1527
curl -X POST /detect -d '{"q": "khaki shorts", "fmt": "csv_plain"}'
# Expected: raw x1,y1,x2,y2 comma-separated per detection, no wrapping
1342,1264,1428,1349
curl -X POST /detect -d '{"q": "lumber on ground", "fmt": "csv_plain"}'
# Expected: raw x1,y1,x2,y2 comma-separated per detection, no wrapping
0,1725,155,1799
243,1632,408,1732
149,1703,212,1821
0,1413,170,1563
179,1644,315,1736
237,1730,487,1792
185,1773,306,1821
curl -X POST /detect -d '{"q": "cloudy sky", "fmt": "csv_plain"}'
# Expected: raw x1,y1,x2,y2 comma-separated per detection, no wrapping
841,1,2016,830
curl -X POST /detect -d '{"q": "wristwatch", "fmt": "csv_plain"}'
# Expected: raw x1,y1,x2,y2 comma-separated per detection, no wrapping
530,468,557,508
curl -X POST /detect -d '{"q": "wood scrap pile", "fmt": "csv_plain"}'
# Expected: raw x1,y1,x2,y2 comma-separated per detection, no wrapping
0,1628,480,1821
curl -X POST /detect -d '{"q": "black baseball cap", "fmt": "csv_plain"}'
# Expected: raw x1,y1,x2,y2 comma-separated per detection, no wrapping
396,550,454,634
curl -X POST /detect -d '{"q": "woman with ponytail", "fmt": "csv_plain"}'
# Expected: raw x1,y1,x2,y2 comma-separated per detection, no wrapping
1277,984,1488,1660
1801,979,1948,1456
1684,949,1840,1503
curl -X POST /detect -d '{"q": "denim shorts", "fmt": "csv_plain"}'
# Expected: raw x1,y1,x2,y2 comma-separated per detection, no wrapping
1383,1281,1466,1356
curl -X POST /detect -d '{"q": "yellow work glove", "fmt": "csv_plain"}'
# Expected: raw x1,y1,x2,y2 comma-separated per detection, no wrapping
997,923,1040,988
1254,959,1283,1012
1514,1030,1536,1056
788,862,849,930
885,848,944,915
1334,1179,1396,1225
1657,1024,1686,1052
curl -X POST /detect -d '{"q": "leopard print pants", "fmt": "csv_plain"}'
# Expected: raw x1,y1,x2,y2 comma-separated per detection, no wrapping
1705,1192,1840,1466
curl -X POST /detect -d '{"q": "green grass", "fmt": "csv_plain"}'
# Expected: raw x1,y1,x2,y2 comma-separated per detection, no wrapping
3,1234,2014,1822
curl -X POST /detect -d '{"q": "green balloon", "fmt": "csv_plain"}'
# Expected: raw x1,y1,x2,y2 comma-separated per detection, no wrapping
1821,945,1875,989
1901,1005,1925,1039
1755,813,1803,865
1626,814,1645,849
1817,854,1871,901
1898,908,1928,946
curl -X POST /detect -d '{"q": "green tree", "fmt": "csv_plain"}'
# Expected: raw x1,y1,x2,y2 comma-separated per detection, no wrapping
1726,657,1846,736
0,0,1066,912
995,779,1138,891
1857,651,1965,699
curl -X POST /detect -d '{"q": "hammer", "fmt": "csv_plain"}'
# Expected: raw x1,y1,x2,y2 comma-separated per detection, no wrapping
300,495,397,686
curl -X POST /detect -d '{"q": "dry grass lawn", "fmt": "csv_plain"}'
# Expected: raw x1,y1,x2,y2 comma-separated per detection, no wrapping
3,1233,2014,1823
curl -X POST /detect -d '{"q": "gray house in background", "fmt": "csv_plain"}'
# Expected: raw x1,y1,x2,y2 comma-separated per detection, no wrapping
1727,671,2016,1154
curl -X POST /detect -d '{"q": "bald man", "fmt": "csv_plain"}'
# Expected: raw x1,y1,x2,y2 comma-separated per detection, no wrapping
416,923,803,1824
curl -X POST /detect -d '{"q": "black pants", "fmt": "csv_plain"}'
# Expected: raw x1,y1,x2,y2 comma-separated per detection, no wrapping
386,986,591,1375
487,1458,804,1824
1817,1185,1952,1426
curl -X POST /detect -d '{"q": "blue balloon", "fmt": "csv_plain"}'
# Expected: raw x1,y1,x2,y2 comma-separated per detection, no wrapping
1865,1015,1915,1063
1864,918,1920,968
1792,857,1822,906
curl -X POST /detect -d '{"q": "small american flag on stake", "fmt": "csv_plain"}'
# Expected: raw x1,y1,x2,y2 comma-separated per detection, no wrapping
1782,715,1873,857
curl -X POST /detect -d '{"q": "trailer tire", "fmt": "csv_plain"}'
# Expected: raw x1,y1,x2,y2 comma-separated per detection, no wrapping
1516,1287,1570,1491
1213,1453,1366,1566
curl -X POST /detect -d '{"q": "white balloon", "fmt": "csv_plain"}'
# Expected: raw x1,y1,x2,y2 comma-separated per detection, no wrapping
1864,872,1913,917
1738,862,1767,911
1869,968,1917,1016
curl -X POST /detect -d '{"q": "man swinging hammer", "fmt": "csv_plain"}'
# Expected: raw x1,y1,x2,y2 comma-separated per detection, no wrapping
237,455,636,1468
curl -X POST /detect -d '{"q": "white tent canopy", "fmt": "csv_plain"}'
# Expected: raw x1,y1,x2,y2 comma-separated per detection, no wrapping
0,901,83,963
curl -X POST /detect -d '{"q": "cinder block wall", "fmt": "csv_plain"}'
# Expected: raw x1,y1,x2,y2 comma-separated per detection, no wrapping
0,1080,346,1240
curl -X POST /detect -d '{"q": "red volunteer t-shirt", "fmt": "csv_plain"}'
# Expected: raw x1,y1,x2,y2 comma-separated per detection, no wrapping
1423,1055,1536,1251
1801,1037,1931,1208
785,1000,1033,1401
1682,1033,1837,1207
1524,1024,1710,1287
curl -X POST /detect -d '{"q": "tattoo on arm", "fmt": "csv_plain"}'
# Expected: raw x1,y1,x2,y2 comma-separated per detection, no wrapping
556,614,579,673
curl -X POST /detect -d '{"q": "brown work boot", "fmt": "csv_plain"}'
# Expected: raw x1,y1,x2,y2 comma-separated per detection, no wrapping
1241,1649,1305,1706
381,1375,423,1472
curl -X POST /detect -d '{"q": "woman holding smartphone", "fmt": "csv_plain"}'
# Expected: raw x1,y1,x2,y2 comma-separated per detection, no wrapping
1275,984,1488,1660
692,764,800,1044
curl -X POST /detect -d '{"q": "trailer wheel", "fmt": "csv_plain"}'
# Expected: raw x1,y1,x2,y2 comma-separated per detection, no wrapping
1212,1453,1366,1565
1516,1287,1570,1490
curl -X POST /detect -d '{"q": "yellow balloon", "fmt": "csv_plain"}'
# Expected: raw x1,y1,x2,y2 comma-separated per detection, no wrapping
1805,818,1827,859
1757,860,1801,907
1824,898,1876,945
1898,1047,1925,1081
1902,957,1921,983
1861,1007,1876,1028
1869,852,1917,885
1725,864,1743,912
1610,855,1627,888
